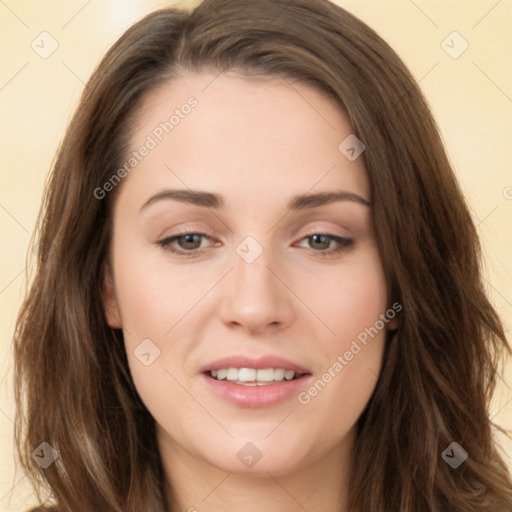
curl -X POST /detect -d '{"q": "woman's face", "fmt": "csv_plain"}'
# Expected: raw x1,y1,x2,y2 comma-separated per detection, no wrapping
103,71,397,476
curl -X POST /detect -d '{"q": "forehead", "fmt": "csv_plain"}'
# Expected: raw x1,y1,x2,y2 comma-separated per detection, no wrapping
120,71,370,208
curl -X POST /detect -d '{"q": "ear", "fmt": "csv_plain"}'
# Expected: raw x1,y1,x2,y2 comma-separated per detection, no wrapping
102,262,122,328
386,302,401,331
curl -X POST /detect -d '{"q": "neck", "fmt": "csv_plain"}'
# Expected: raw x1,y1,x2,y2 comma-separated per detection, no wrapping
159,427,355,512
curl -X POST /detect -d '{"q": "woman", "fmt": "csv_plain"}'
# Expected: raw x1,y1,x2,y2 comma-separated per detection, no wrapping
13,0,512,510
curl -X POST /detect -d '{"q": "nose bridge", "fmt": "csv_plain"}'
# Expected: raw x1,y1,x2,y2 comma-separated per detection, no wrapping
232,234,282,303
217,233,295,332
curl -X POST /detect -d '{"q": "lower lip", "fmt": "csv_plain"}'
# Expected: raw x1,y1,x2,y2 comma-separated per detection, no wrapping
201,373,313,408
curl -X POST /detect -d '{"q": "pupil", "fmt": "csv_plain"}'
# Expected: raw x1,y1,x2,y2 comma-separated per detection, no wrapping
311,234,329,250
181,234,200,249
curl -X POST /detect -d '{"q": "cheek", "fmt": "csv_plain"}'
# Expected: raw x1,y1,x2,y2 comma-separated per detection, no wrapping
314,250,389,346
108,236,193,393
110,239,210,339
296,249,389,419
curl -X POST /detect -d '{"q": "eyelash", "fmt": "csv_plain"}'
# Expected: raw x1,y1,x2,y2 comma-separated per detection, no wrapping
156,229,354,258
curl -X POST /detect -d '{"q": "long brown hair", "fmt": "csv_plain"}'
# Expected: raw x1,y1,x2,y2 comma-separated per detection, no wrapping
13,0,512,511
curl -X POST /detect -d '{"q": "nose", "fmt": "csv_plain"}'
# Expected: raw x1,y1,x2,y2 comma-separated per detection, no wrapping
217,243,296,335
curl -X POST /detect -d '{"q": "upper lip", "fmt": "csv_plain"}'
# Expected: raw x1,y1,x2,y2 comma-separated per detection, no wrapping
200,355,311,375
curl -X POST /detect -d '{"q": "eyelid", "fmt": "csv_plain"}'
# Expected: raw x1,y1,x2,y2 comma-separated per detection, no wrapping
300,226,350,239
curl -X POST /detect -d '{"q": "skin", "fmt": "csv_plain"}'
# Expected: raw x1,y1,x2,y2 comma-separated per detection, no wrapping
103,71,398,512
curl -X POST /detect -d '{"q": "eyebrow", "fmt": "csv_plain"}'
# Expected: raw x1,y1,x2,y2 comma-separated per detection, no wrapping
140,188,371,212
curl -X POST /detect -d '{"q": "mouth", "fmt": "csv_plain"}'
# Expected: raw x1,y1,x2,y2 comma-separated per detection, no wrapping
200,356,313,408
206,367,307,386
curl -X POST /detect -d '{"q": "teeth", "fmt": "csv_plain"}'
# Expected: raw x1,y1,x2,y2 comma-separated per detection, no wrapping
284,370,295,380
239,368,256,382
256,368,275,381
209,367,299,383
274,368,285,380
227,368,239,380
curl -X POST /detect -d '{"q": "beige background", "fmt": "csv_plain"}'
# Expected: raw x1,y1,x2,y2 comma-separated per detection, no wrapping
1,0,511,509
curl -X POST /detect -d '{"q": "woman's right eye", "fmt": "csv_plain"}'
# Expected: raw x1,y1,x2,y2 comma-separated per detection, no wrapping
157,232,214,257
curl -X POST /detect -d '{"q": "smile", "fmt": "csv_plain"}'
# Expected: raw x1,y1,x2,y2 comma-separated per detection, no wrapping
202,366,312,408
209,367,302,385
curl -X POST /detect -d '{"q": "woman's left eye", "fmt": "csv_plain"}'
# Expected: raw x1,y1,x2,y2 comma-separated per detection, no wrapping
157,232,354,258
296,234,354,256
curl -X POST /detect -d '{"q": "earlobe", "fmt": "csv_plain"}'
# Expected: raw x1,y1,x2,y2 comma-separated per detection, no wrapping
387,316,399,330
386,300,402,331
389,311,403,331
102,263,122,328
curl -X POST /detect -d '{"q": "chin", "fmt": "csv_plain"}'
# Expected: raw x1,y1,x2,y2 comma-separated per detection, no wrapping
191,430,313,476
